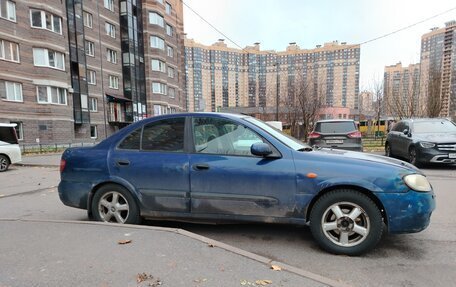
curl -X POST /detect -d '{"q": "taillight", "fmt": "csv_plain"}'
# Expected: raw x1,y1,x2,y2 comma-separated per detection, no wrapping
347,131,362,138
60,159,66,173
308,132,321,139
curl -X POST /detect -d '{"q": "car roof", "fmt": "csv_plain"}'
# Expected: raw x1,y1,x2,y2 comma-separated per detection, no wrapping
400,118,451,123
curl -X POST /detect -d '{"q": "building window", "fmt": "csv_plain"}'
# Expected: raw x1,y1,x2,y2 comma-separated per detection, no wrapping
109,75,119,89
89,97,98,112
152,82,167,95
166,24,173,36
10,121,23,140
30,10,62,34
85,41,95,56
0,39,19,62
33,48,65,70
90,125,97,139
0,0,16,22
151,59,166,72
168,87,175,98
87,69,96,85
37,86,67,105
150,36,165,50
167,45,174,57
149,12,164,27
105,22,116,38
0,80,22,102
107,48,117,63
167,66,174,78
83,11,92,28
165,2,171,14
104,0,114,11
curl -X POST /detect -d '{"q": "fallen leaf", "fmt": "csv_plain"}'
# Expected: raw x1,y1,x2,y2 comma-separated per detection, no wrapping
194,278,208,283
255,279,272,286
270,265,282,271
118,239,132,245
137,273,152,283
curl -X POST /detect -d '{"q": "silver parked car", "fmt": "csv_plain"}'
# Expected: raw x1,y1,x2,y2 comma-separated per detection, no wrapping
308,119,363,151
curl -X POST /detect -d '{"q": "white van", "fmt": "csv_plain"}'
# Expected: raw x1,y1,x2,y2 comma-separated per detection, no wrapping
0,123,22,171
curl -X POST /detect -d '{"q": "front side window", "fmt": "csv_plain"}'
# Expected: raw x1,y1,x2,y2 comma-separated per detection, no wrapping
0,39,19,62
33,48,65,70
150,36,165,50
151,59,166,72
30,9,62,34
149,12,164,27
105,22,116,38
142,118,185,152
0,80,22,102
118,128,141,150
107,48,117,63
192,117,264,156
37,86,67,105
0,0,16,21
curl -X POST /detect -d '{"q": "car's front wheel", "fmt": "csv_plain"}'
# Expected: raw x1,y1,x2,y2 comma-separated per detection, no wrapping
0,155,10,172
409,147,422,167
310,189,383,256
385,143,393,157
91,184,141,224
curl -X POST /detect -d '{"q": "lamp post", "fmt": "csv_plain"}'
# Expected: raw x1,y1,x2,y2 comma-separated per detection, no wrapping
274,62,280,121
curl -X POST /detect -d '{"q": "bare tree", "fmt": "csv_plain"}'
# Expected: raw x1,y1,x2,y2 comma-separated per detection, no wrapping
370,78,384,135
385,68,422,119
424,69,442,118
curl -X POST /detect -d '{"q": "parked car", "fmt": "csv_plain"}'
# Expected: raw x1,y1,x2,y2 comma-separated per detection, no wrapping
308,119,363,151
385,118,456,167
59,113,435,255
0,123,22,172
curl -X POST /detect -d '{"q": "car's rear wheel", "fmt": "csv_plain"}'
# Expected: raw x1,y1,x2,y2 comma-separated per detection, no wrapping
310,189,383,256
0,155,10,172
91,184,141,224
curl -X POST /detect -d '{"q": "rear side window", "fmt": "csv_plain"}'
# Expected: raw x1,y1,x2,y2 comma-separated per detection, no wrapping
142,117,185,152
0,127,18,144
118,128,141,150
314,122,356,133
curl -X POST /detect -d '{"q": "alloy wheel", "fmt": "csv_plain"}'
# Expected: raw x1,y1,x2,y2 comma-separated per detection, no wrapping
97,191,130,223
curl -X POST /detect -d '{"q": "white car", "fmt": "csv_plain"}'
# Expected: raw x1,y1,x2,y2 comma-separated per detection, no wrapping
0,123,22,171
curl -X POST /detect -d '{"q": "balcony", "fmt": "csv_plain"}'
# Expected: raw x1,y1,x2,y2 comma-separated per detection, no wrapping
107,95,133,126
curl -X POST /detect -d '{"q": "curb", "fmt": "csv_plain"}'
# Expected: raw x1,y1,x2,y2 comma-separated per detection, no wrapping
0,218,352,287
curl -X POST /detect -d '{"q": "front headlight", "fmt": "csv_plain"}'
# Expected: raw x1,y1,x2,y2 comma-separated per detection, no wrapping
419,142,435,148
403,174,432,192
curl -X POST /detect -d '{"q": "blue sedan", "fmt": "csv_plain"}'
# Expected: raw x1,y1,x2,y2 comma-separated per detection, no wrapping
59,113,435,255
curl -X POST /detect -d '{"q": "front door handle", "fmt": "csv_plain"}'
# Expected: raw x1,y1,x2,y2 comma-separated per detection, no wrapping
192,163,210,171
116,160,130,166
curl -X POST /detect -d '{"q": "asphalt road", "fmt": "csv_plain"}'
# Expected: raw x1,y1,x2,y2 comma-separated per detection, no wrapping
1,165,455,287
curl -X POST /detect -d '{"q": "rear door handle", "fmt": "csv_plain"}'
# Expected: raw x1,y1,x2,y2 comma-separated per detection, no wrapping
192,163,209,171
116,160,130,166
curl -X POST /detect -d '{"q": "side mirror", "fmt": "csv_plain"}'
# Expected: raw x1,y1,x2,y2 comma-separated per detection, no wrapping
251,142,273,157
403,129,409,135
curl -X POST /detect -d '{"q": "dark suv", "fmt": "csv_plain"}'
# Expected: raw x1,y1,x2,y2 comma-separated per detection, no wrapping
385,118,456,167
308,119,363,151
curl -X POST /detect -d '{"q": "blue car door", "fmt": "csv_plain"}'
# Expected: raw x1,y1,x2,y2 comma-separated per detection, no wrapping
109,117,190,214
188,116,297,218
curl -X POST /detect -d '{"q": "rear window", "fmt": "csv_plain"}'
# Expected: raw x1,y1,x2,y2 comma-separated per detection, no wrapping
0,127,18,144
314,121,356,134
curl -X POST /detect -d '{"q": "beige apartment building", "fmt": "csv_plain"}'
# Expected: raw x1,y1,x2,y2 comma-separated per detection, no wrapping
383,62,420,117
0,0,185,144
185,38,360,113
420,20,456,119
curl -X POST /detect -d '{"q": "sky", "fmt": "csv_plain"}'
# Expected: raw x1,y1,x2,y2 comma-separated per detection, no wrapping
182,0,456,90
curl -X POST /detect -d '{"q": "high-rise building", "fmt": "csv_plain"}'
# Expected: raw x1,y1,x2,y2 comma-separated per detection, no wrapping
383,62,420,117
359,91,375,117
185,39,360,113
420,20,456,119
0,0,185,144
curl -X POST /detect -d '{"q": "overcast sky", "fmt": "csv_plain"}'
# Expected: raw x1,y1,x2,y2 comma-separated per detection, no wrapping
183,0,456,90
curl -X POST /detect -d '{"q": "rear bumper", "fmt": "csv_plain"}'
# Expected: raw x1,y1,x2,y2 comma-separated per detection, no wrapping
377,190,436,234
58,180,91,210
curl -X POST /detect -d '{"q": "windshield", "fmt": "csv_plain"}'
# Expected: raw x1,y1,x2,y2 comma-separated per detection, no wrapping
244,117,309,151
414,121,456,133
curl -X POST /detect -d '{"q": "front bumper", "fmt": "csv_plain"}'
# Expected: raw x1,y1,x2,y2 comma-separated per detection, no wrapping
377,190,436,234
416,146,456,164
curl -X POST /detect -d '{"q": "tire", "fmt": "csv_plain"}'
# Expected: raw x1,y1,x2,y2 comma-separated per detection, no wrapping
409,147,421,168
91,184,141,224
309,189,383,256
385,143,392,157
0,155,10,172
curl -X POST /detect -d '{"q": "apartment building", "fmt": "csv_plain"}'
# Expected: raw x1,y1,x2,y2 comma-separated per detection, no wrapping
383,62,420,117
185,38,360,113
420,20,456,119
0,0,185,144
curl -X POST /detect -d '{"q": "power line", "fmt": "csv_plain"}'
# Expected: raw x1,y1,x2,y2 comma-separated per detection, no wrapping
360,6,456,45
